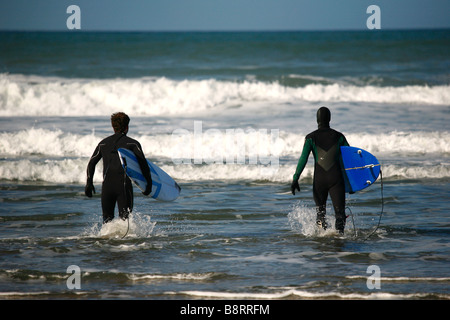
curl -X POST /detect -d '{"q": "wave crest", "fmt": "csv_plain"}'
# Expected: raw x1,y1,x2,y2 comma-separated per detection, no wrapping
1,128,448,183
1,74,448,116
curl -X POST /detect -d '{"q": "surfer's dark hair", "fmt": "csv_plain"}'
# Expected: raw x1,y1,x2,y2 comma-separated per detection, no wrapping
111,112,130,133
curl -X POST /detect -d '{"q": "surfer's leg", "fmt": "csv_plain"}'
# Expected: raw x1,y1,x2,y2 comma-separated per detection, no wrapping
117,178,133,220
313,181,328,230
316,205,327,230
329,181,346,234
101,184,116,224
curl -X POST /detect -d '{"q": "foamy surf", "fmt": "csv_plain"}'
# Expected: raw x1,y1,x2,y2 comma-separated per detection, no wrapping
2,128,449,158
1,158,449,184
99,219,129,238
1,127,449,184
346,275,450,282
128,272,218,281
166,289,450,300
1,74,449,116
83,212,156,239
288,202,351,237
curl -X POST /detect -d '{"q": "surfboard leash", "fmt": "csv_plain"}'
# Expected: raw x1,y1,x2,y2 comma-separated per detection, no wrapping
363,168,384,241
346,168,384,241
346,206,357,239
121,213,130,239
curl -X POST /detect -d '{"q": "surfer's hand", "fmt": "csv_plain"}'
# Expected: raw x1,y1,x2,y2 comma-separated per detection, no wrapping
142,184,152,196
291,180,300,195
85,182,95,197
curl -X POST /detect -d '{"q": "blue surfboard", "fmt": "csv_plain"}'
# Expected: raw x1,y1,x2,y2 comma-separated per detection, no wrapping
340,146,380,194
117,148,181,201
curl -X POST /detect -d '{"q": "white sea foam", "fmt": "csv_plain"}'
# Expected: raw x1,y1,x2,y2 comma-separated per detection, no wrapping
1,157,448,184
1,128,449,158
128,272,216,281
0,158,90,183
346,275,450,282
1,74,449,116
83,211,156,239
288,202,330,236
0,291,52,297
166,289,450,299
1,126,448,183
0,128,100,157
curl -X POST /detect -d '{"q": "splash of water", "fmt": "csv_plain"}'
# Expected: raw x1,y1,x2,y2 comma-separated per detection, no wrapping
287,201,338,237
82,211,156,239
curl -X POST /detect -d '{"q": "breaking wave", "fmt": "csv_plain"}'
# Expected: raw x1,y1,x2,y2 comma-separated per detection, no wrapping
1,128,449,158
1,74,449,116
0,127,449,183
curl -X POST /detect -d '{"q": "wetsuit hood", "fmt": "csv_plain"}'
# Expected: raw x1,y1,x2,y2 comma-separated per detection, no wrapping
317,106,331,128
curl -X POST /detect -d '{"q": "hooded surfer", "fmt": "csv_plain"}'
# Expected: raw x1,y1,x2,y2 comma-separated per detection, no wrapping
291,107,349,234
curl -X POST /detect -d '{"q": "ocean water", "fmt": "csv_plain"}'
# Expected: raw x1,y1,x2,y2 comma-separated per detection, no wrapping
0,30,449,301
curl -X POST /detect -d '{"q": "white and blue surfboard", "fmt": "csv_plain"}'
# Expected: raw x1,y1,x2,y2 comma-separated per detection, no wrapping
117,148,181,201
340,146,380,194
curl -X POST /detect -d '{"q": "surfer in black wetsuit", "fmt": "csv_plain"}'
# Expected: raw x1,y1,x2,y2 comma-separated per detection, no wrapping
85,112,152,224
291,107,349,234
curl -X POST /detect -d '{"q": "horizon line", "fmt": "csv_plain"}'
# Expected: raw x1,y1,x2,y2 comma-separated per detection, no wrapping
1,26,449,33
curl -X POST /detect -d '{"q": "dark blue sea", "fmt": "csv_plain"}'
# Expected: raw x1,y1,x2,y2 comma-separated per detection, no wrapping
0,30,449,300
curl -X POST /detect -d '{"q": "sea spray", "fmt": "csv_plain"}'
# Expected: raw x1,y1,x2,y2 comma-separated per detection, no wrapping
82,211,156,239
287,201,328,237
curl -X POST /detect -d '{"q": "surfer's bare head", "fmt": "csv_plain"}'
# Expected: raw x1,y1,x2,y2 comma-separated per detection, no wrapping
317,106,331,128
111,112,130,134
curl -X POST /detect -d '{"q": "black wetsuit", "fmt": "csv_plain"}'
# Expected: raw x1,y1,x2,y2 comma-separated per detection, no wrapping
292,108,349,232
86,132,152,223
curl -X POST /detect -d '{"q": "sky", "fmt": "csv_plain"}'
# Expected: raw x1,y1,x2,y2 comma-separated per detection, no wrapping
0,0,449,32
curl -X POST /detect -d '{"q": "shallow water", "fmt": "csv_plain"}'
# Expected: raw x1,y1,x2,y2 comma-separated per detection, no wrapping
0,178,448,299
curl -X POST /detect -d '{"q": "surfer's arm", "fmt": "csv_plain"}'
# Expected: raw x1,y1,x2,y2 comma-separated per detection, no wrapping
85,144,102,197
293,138,313,181
86,145,102,183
